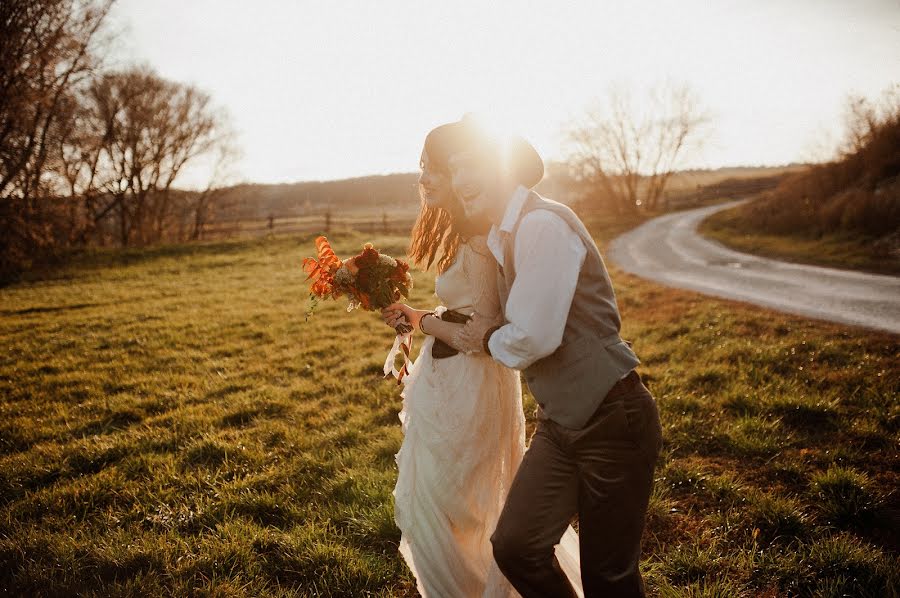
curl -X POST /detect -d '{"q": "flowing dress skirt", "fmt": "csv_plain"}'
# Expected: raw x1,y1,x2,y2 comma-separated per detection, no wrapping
394,335,583,597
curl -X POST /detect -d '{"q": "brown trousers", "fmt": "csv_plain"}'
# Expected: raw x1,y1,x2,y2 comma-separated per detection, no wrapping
491,370,663,598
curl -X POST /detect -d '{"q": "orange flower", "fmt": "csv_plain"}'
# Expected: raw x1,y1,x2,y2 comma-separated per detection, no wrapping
302,236,343,298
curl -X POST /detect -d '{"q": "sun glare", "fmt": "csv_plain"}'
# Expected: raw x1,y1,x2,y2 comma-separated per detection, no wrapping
109,0,900,185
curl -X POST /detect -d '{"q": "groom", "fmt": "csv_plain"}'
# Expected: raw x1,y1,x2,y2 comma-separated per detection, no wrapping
449,117,663,598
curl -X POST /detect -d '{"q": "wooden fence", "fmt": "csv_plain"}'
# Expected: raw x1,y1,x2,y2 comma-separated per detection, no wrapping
201,213,419,240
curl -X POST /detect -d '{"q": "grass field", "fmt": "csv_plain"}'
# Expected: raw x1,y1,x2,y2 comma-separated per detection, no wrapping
1,217,898,596
699,203,900,276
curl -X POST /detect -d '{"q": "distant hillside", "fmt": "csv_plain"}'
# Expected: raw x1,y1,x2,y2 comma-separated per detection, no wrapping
659,165,808,208
218,173,421,220
726,119,899,240
701,90,900,274
213,164,805,222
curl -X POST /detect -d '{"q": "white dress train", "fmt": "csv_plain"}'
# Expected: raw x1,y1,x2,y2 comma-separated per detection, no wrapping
393,236,583,597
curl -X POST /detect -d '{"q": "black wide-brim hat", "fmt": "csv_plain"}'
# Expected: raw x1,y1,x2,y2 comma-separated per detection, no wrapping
423,117,544,189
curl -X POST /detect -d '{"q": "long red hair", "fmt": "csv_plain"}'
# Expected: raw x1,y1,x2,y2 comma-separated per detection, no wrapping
407,192,465,273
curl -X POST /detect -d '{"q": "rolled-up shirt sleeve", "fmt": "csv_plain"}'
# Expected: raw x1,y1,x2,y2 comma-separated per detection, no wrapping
487,211,586,370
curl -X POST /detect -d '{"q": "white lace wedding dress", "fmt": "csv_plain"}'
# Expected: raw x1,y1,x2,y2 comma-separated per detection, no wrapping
393,236,583,597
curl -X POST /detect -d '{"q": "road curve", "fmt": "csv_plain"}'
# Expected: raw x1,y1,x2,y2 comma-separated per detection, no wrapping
607,200,900,335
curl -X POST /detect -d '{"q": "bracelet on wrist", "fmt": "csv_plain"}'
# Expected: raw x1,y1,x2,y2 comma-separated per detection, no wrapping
419,311,437,335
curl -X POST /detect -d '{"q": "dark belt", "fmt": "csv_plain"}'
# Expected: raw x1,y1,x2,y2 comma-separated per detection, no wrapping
563,369,644,428
431,310,472,359
605,369,643,400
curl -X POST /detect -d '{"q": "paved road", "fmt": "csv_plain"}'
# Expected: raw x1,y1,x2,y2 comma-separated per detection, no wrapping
607,200,900,335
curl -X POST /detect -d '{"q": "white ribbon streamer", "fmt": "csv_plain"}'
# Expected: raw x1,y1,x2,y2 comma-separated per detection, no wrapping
383,331,413,383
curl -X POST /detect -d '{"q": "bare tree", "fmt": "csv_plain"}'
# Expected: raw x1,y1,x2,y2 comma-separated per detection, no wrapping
565,82,711,213
0,0,114,200
0,0,114,278
46,84,119,245
61,67,233,246
840,84,900,157
185,137,242,241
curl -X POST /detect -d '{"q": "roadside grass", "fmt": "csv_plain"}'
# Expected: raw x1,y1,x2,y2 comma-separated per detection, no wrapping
1,220,897,596
699,203,900,275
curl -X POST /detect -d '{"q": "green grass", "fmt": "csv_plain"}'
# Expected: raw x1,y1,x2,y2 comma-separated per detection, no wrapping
700,203,900,275
1,220,898,596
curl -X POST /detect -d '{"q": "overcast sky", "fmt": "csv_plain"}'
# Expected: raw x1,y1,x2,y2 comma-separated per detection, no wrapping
110,0,900,187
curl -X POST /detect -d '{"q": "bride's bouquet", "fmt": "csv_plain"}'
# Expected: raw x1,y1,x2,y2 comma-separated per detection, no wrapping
302,236,415,381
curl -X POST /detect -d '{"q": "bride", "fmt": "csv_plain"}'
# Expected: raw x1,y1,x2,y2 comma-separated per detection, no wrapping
381,124,582,597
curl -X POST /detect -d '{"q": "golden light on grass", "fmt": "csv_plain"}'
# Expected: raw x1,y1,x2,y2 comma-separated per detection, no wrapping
1,225,897,594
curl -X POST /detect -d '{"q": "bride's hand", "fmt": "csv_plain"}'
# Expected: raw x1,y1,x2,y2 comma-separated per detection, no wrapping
382,303,419,330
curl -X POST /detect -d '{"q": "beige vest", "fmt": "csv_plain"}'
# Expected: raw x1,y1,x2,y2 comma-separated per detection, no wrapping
498,191,640,429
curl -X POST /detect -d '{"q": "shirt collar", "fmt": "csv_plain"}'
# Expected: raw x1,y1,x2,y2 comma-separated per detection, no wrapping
487,185,531,267
499,184,531,233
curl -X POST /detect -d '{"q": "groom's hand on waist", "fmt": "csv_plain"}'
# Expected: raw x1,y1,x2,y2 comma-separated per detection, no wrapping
452,312,500,355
